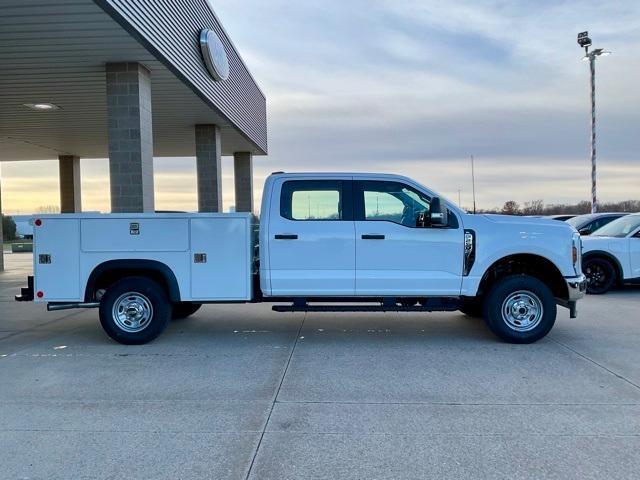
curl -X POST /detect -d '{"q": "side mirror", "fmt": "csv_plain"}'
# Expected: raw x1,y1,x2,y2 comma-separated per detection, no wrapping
429,197,449,227
578,228,590,236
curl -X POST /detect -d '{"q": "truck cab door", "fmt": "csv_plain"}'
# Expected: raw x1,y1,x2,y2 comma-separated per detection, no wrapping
267,178,355,296
353,180,464,296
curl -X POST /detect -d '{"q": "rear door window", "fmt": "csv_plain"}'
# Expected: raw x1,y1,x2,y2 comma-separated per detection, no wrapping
280,180,352,221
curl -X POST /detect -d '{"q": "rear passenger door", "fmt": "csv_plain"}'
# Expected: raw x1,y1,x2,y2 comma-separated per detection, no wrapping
267,178,355,296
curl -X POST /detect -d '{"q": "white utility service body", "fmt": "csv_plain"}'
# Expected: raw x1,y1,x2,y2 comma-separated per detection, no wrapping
32,213,254,303
18,172,587,344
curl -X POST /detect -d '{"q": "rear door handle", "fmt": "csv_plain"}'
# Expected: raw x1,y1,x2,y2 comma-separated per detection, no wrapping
361,234,385,240
275,234,298,240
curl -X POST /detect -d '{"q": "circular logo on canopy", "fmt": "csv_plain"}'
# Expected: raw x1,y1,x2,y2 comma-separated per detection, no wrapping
199,28,229,81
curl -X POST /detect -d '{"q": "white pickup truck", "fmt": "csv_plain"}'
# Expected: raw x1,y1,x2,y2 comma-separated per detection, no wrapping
16,172,586,344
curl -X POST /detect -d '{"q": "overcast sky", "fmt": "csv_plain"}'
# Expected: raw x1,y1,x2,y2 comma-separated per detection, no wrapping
3,0,639,214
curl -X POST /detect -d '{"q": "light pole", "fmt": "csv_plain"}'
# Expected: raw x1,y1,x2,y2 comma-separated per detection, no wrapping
577,31,611,214
470,155,477,214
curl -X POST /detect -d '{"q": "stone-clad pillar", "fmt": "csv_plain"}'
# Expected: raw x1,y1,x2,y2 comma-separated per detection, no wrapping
59,155,81,213
195,124,222,213
106,63,155,213
233,152,253,213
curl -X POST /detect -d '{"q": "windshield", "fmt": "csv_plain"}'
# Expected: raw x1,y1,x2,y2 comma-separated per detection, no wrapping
567,215,591,228
592,215,640,238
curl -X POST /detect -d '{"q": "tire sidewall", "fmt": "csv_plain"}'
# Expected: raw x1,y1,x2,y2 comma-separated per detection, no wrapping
584,257,615,294
99,277,171,344
483,275,557,344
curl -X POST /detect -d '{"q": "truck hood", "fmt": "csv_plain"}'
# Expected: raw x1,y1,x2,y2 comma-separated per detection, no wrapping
461,214,577,242
481,214,572,229
477,214,577,235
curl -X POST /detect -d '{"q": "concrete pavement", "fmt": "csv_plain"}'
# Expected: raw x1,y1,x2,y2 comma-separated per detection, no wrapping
1,252,639,479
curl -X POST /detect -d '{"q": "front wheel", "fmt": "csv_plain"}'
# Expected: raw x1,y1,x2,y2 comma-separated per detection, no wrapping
99,277,171,345
483,275,557,344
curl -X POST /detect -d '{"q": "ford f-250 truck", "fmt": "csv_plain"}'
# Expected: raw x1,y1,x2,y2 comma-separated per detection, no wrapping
15,172,586,344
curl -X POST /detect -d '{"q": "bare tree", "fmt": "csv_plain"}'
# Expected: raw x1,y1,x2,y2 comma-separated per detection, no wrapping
501,201,521,215
522,199,544,215
35,205,60,214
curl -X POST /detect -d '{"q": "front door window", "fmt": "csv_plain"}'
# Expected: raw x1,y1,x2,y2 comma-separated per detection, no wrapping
360,181,430,227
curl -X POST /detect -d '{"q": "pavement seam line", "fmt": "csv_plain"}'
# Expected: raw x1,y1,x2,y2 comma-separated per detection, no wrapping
244,312,306,480
550,336,640,392
0,309,87,353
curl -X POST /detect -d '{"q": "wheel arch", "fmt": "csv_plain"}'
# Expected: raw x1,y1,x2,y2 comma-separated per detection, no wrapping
582,250,623,284
477,253,568,301
85,259,181,302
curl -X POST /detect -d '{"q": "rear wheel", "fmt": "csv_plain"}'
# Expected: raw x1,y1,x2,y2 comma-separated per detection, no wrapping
483,275,556,344
583,257,616,294
172,302,202,320
99,277,171,345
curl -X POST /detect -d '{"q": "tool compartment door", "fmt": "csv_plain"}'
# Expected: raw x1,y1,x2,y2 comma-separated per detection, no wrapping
189,217,251,301
34,218,81,301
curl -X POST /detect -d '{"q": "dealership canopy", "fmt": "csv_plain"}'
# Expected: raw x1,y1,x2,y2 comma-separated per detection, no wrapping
0,0,268,270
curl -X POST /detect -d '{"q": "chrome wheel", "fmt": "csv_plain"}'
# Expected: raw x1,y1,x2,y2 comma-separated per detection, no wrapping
501,290,544,332
112,292,153,333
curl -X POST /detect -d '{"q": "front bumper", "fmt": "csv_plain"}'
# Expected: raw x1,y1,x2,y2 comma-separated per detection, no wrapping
560,274,587,319
566,274,587,302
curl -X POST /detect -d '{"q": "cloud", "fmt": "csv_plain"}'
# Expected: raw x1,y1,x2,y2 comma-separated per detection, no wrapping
2,1,639,214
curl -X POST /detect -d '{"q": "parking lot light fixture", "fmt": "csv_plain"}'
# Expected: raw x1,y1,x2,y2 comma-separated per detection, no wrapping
577,31,610,214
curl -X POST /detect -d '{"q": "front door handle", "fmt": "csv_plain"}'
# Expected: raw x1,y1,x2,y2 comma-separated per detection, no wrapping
275,234,298,240
361,234,385,240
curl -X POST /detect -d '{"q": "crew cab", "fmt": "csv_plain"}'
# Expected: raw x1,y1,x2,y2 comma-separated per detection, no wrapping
16,173,586,344
581,213,640,294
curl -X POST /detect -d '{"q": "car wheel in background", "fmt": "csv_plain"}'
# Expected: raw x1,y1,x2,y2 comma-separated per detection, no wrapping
583,257,616,294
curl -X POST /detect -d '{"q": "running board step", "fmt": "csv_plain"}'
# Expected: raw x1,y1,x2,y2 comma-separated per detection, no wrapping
272,300,460,313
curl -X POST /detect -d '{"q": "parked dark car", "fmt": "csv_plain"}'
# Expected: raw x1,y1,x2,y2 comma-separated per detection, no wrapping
567,213,629,236
546,214,576,221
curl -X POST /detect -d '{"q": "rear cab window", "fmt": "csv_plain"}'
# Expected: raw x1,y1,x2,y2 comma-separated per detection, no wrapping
280,180,352,221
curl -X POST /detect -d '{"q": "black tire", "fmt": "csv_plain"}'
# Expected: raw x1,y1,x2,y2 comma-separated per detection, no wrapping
99,276,171,345
172,302,202,320
459,299,483,318
583,257,616,294
483,275,557,344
